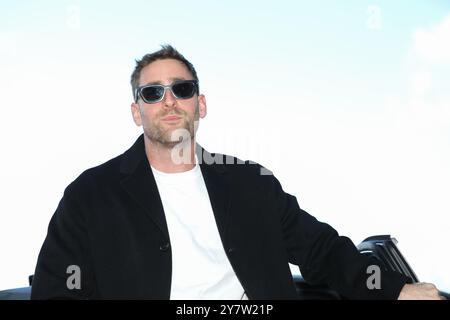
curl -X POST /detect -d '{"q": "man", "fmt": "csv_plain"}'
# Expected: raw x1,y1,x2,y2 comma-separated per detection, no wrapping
31,45,443,300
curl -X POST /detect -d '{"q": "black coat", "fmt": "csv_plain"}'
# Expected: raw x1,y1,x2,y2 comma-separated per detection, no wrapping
31,134,409,299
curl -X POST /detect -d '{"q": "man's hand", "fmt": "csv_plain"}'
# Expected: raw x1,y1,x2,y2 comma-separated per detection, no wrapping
398,283,446,300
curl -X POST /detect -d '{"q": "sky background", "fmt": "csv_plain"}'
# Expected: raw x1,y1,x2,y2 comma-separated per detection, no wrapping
1,0,449,292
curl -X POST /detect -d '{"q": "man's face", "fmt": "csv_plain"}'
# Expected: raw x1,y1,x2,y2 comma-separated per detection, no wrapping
131,58,207,146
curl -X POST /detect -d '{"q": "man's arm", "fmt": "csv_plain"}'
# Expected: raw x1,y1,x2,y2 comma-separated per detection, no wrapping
31,189,96,299
263,172,413,299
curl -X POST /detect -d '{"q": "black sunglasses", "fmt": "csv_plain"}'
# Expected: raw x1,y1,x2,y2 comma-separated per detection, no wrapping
135,80,199,104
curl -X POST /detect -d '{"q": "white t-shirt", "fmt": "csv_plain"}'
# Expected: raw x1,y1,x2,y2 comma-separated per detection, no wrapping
151,159,246,300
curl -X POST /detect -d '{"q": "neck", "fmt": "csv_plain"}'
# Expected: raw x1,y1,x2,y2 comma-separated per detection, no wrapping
144,136,197,173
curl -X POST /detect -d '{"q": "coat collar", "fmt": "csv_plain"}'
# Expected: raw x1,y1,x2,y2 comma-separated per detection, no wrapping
119,134,231,246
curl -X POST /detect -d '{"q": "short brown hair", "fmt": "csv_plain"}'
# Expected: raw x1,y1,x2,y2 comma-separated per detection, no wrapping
130,44,199,101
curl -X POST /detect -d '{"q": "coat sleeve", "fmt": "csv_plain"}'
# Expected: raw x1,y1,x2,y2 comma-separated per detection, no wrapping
31,188,97,299
264,172,411,299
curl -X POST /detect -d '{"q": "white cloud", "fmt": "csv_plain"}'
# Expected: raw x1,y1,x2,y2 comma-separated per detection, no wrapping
411,14,450,64
402,14,450,128
392,13,450,292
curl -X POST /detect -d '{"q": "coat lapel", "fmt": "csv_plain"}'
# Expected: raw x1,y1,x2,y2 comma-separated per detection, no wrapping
119,135,170,240
119,135,232,246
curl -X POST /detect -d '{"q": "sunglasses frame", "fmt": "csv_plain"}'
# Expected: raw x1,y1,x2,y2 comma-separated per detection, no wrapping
135,80,199,104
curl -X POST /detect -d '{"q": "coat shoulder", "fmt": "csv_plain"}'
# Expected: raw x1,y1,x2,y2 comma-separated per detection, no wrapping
202,150,275,181
64,153,124,197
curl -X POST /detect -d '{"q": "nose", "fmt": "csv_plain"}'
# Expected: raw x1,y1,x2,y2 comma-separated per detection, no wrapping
162,87,176,108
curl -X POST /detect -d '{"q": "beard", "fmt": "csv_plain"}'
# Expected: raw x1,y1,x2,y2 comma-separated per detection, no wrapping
142,104,200,148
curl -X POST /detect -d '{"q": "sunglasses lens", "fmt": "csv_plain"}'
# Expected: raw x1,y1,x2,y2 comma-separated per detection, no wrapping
140,86,165,103
172,82,196,99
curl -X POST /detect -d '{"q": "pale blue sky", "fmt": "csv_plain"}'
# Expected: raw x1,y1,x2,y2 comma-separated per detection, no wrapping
2,0,449,114
1,1,449,292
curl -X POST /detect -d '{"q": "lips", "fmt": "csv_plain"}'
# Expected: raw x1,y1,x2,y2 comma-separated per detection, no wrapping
162,115,181,121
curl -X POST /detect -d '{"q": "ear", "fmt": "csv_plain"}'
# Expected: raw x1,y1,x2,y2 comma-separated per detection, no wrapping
131,102,142,126
198,94,207,119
